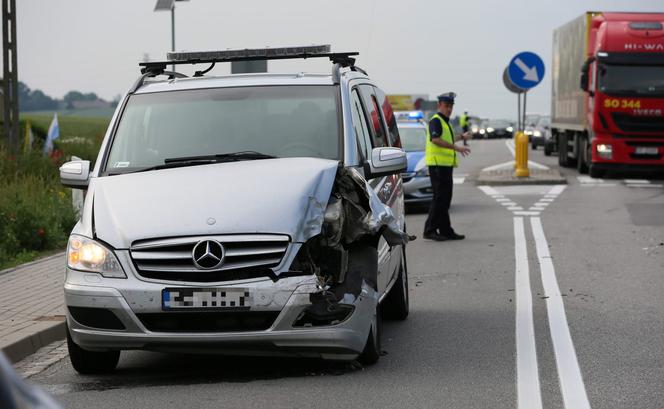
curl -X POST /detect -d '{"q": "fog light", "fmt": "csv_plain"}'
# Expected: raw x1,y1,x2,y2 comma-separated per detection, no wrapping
597,144,613,159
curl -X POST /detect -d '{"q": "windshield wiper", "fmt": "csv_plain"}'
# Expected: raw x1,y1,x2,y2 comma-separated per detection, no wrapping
124,151,277,174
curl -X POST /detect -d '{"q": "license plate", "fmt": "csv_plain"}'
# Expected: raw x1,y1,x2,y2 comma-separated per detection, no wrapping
635,146,659,155
162,288,251,310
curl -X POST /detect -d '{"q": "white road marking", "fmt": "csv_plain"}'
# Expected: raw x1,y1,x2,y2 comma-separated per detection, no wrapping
506,140,516,157
528,161,550,170
627,184,663,188
580,183,616,187
530,217,591,409
514,217,544,409
548,185,567,195
453,177,466,184
482,160,515,172
624,179,649,184
478,185,501,196
508,206,524,211
539,198,555,202
529,207,547,211
513,211,541,216
496,198,511,202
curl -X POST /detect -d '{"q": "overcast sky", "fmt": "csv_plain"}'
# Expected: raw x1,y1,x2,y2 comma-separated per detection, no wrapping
6,0,661,119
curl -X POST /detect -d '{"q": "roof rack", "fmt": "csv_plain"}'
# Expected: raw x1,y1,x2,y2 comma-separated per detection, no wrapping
136,45,365,86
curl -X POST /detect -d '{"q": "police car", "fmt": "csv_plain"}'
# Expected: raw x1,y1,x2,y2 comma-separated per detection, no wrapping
396,111,433,204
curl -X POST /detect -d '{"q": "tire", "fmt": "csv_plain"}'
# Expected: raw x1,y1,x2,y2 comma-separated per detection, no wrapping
576,136,588,174
544,142,552,156
67,327,120,374
531,142,537,150
382,246,409,320
558,133,571,167
358,304,382,365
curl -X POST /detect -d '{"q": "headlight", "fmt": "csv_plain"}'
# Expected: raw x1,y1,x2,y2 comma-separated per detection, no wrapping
487,127,495,133
415,167,429,177
507,126,513,132
479,129,485,134
471,127,479,133
533,130,542,137
597,144,612,159
525,130,533,136
67,235,126,278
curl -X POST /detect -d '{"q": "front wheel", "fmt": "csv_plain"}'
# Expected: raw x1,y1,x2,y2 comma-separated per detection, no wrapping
358,304,382,365
382,247,409,320
67,327,120,374
544,142,552,156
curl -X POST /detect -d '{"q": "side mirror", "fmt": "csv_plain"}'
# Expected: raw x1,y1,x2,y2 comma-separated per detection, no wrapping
365,147,407,179
60,160,90,189
580,56,596,95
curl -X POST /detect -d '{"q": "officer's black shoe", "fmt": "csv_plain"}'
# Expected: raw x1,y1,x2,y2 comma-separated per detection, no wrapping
442,232,465,240
423,232,447,241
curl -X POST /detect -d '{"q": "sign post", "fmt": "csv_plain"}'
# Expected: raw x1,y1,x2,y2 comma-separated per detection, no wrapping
503,51,545,177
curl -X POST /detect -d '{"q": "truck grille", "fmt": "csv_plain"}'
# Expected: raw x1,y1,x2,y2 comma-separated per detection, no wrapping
130,235,290,282
612,113,664,134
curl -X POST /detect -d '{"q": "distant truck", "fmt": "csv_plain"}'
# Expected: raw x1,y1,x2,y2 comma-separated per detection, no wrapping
551,12,664,177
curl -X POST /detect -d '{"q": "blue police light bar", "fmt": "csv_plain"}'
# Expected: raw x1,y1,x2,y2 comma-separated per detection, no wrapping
395,111,424,121
167,45,332,62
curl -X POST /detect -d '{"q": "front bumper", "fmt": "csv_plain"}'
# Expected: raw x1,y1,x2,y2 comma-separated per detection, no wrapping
64,266,376,360
402,175,433,203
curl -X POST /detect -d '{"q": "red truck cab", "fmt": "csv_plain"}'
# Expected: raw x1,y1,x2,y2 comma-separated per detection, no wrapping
552,12,664,177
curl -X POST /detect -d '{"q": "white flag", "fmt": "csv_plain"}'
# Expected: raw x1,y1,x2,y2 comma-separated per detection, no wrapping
43,113,60,155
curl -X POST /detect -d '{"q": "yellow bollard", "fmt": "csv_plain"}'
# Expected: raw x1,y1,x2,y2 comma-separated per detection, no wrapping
514,131,530,177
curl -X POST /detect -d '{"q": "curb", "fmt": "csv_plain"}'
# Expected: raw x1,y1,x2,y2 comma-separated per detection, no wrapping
0,251,66,277
1,320,67,364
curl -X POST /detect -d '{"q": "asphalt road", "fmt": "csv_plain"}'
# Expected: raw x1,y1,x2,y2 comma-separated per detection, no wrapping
28,139,664,409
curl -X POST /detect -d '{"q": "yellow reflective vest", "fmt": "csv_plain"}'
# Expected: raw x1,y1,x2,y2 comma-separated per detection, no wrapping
425,114,458,167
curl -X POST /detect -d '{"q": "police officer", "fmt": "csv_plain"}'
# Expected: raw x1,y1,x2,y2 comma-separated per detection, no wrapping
460,110,470,146
423,92,471,241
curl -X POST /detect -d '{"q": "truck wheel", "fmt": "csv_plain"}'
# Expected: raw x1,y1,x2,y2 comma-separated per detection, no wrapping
382,246,409,320
576,137,588,174
558,133,570,167
67,327,120,374
531,142,537,150
358,303,382,365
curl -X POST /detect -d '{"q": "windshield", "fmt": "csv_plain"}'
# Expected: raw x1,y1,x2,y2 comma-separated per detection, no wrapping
599,64,664,96
105,85,339,173
537,117,551,127
397,126,427,152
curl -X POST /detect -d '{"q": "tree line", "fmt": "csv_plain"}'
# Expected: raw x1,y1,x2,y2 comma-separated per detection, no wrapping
17,81,117,111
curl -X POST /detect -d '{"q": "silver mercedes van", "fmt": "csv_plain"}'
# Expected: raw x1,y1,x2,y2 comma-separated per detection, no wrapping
59,45,410,373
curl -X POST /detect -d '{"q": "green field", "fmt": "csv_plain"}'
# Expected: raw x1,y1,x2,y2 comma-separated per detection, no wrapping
1,115,112,270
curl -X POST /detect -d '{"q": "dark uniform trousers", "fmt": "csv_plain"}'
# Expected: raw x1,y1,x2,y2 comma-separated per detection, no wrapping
424,165,454,236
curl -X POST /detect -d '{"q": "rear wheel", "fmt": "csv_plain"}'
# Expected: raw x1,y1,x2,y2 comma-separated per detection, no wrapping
558,133,572,167
67,327,120,374
544,142,552,156
382,247,409,320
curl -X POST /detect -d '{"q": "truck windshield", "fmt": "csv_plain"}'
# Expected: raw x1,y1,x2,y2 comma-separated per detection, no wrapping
598,64,664,96
105,85,339,174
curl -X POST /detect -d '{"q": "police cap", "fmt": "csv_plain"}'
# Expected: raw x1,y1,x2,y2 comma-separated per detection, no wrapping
437,92,456,104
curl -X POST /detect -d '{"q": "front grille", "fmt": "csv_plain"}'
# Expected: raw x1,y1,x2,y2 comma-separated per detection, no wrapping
612,113,664,134
130,235,289,282
137,311,279,332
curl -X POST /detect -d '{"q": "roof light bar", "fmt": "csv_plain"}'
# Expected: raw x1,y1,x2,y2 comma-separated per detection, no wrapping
167,45,332,62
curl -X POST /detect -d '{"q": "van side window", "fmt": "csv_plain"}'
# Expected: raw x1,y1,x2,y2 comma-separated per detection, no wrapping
374,87,401,148
350,89,372,160
358,85,389,148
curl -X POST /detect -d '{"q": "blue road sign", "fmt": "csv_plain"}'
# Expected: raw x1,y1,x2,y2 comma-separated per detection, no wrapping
507,51,545,90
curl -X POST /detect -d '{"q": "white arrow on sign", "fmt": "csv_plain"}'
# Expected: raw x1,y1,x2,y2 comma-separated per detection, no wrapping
515,58,539,82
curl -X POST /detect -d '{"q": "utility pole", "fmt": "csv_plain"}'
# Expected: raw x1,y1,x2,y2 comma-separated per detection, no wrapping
2,0,19,152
